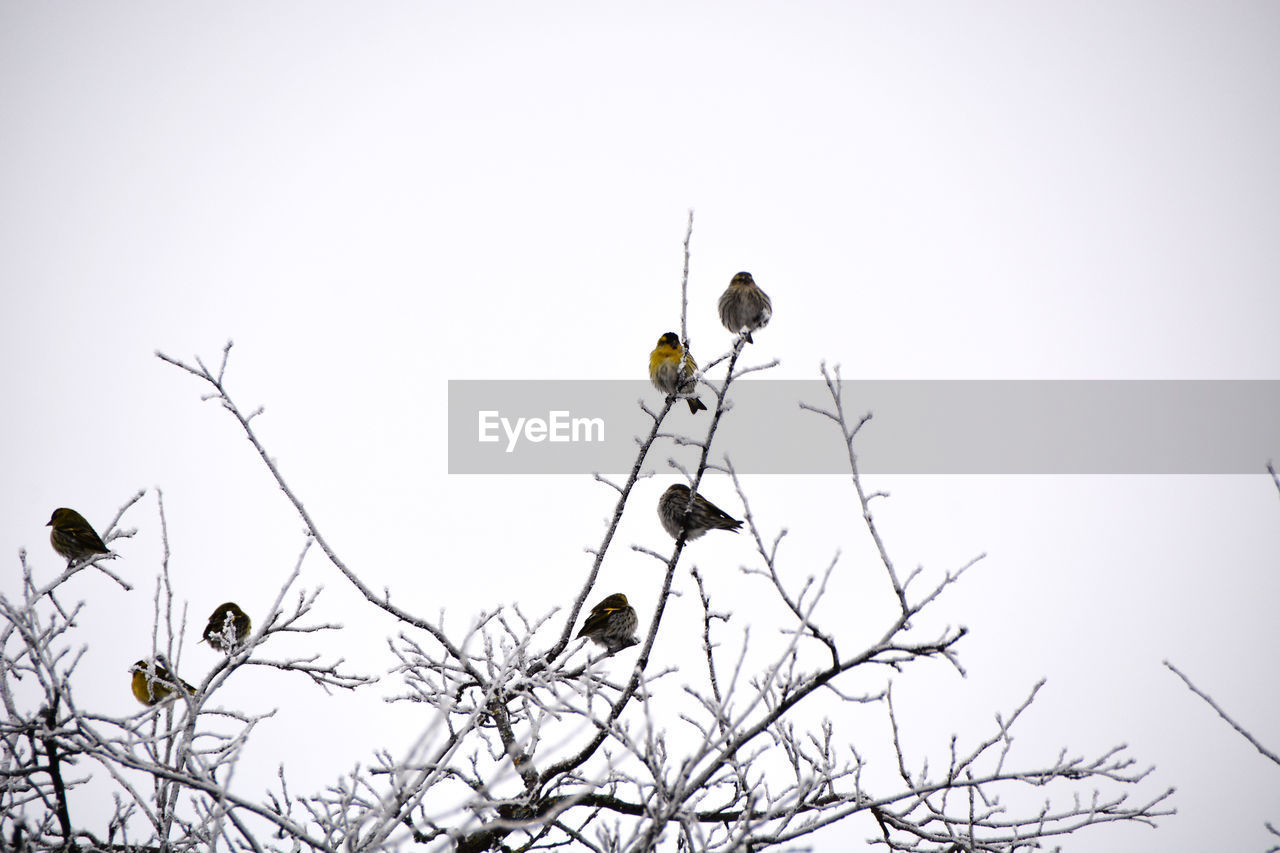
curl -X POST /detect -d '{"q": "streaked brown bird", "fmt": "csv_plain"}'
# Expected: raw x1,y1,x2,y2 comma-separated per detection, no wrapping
576,593,639,653
130,659,195,706
657,484,743,540
718,271,772,343
47,507,112,565
649,332,707,414
202,602,251,652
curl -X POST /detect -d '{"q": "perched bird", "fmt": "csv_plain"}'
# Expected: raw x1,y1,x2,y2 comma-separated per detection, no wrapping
657,484,743,540
130,659,195,706
201,602,252,652
649,332,707,414
718,271,772,344
577,593,639,653
47,508,112,566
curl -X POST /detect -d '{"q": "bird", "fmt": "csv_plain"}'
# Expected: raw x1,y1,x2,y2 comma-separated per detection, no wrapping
130,659,195,706
649,332,707,414
576,593,639,653
201,602,252,652
47,508,112,566
718,271,772,343
657,484,743,540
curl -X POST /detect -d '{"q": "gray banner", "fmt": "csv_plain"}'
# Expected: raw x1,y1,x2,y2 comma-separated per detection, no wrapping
447,380,1280,474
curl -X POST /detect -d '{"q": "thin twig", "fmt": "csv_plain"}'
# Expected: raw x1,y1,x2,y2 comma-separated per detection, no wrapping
1165,659,1280,766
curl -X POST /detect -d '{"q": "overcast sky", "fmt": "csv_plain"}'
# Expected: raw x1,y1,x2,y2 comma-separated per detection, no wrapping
2,3,1279,851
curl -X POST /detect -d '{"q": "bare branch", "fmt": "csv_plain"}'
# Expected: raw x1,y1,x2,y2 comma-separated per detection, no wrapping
1165,659,1280,766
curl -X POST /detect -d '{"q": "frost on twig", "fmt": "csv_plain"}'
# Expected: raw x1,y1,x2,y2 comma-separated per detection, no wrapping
1166,657,1278,847
1161,466,1279,848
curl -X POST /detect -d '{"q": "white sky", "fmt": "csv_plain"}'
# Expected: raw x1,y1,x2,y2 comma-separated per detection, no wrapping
2,3,1279,851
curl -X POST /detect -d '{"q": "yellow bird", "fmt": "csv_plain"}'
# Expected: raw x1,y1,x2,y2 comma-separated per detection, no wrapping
576,593,639,653
130,659,195,706
649,332,707,414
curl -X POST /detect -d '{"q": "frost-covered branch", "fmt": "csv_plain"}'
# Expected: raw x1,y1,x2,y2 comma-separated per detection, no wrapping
3,222,1181,852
